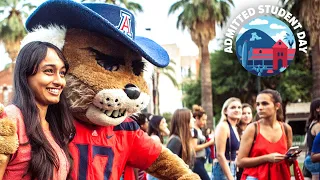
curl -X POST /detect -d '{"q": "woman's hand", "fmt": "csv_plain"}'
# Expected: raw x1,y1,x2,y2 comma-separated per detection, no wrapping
286,151,300,165
265,153,286,163
207,137,214,145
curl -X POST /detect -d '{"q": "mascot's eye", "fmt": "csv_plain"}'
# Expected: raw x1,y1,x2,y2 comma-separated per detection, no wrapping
85,47,124,71
106,64,120,71
132,60,145,76
97,60,120,71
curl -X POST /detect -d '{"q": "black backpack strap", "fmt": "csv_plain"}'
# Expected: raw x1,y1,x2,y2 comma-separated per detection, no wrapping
282,122,289,147
283,122,288,136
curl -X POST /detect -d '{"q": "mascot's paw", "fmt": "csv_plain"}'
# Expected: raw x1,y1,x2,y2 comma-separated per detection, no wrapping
0,104,18,164
0,117,18,154
0,103,4,115
146,148,200,180
177,173,202,180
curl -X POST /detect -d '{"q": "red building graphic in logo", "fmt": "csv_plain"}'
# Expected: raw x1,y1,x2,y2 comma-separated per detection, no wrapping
248,40,295,73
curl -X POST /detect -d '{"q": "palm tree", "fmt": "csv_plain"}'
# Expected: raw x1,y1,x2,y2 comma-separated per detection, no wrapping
284,33,294,49
0,0,35,66
169,0,233,128
153,60,179,115
81,0,143,14
158,60,179,88
281,0,320,99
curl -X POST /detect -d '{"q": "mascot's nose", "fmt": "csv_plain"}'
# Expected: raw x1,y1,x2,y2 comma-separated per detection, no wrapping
124,84,141,99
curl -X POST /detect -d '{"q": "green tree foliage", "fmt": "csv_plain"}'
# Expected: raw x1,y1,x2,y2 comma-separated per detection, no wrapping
280,0,320,99
0,0,36,61
182,79,201,109
169,0,234,128
182,50,312,125
162,112,173,130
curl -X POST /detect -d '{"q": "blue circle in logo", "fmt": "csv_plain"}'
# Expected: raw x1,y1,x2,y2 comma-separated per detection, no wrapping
236,16,296,76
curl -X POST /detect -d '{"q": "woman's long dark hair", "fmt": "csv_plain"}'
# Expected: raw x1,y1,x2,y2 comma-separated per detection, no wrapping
258,89,284,122
13,41,75,180
306,98,320,130
148,115,164,143
170,109,193,166
237,103,253,137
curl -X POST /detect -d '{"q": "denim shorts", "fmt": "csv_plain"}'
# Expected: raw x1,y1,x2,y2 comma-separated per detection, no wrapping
147,174,159,180
304,155,320,175
212,161,236,180
246,176,258,180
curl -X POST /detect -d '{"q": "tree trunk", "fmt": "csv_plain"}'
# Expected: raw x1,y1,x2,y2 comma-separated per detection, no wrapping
312,37,320,99
4,40,20,62
152,68,160,115
156,70,160,115
282,100,288,123
200,43,214,129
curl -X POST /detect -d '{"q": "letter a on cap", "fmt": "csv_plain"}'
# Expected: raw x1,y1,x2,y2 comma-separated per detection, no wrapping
117,10,133,39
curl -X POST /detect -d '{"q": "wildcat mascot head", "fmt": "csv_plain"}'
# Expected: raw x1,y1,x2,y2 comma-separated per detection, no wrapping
22,0,168,126
0,0,200,179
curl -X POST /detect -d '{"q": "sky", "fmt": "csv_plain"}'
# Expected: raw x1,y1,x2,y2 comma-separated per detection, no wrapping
238,16,296,48
0,0,281,71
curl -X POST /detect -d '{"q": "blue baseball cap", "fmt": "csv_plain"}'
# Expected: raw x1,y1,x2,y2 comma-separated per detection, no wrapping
26,0,169,67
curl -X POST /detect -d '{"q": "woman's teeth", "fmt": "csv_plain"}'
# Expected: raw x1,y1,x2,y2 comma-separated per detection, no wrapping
47,88,59,95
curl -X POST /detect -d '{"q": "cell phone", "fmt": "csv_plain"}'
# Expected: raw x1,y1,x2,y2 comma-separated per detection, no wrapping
285,146,300,158
291,150,302,157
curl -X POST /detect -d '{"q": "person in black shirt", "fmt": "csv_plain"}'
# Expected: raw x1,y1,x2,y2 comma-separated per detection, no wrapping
167,109,195,168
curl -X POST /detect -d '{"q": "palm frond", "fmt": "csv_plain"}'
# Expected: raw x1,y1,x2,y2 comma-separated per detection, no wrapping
162,71,179,88
0,0,10,7
168,0,188,16
170,59,177,65
21,2,36,11
161,65,175,74
127,2,143,14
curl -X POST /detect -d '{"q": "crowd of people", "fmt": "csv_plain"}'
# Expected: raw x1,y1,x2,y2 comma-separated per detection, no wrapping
116,88,300,180
122,88,314,180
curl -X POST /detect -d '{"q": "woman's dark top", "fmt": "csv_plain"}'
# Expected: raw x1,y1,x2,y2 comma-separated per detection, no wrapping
225,120,240,161
307,121,317,154
167,135,182,158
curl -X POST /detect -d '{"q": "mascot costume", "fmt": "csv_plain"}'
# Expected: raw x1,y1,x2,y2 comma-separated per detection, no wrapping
0,0,200,179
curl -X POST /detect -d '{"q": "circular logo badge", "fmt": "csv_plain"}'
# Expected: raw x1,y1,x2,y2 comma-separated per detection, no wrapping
236,16,296,76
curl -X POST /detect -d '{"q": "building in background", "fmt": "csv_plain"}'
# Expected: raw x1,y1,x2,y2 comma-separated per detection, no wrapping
286,102,311,147
157,44,199,115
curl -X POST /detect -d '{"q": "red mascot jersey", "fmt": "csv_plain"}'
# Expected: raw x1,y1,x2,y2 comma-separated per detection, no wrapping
70,118,162,180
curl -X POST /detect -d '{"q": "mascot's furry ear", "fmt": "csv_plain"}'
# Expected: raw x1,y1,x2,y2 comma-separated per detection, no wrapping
0,104,19,164
20,25,66,50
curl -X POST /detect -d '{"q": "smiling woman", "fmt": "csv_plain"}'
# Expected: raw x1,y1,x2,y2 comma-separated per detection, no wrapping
27,48,67,107
213,98,242,180
0,41,75,180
